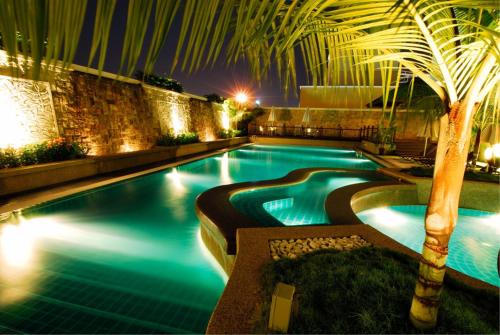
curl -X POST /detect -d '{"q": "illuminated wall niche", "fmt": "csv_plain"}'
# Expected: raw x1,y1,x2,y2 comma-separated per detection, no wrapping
0,75,58,149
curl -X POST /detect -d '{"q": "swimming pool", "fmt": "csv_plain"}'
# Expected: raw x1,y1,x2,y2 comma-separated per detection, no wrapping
357,205,500,287
0,145,378,333
231,171,385,226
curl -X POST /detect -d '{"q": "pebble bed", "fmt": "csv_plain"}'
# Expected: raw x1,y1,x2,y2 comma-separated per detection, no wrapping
269,235,371,260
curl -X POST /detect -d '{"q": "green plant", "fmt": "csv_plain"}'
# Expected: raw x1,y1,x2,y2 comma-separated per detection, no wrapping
135,71,183,93
237,107,265,135
0,148,21,168
204,93,225,103
156,132,199,146
218,129,241,139
0,138,87,169
258,247,499,334
176,132,199,145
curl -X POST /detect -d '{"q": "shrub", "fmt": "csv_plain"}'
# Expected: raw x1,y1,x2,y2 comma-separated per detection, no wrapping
204,93,225,103
0,138,88,169
0,148,21,168
156,132,200,146
218,129,241,139
135,70,183,93
237,107,265,135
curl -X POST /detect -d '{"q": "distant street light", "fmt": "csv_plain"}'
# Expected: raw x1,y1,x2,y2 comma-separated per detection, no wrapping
255,99,261,105
235,92,248,104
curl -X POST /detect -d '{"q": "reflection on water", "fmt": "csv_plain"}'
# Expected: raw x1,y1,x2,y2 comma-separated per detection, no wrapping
220,152,232,184
357,206,500,286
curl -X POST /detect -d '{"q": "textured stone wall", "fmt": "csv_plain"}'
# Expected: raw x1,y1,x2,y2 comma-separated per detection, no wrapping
0,75,58,148
143,85,190,137
49,71,224,155
189,99,223,142
256,107,428,139
51,72,160,155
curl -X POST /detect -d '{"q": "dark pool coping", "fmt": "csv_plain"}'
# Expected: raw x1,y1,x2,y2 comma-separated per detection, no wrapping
196,168,388,256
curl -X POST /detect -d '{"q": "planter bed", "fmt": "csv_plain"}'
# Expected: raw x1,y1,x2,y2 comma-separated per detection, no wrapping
0,137,248,197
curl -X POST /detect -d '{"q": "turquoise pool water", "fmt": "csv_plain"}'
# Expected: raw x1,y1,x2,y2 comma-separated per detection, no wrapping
232,171,384,226
0,145,378,333
357,205,500,286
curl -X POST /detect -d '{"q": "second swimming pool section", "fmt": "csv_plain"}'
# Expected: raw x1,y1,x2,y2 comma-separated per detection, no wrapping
357,205,500,286
0,145,378,334
231,170,385,226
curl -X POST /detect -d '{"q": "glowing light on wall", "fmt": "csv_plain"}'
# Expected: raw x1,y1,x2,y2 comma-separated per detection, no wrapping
0,76,58,149
170,105,183,136
197,228,228,283
0,78,31,148
221,111,230,130
120,143,136,153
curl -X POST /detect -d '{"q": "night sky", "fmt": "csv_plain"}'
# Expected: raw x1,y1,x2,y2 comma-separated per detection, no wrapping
73,1,305,107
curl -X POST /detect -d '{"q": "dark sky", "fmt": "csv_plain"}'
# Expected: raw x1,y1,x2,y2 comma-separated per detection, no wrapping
73,1,304,107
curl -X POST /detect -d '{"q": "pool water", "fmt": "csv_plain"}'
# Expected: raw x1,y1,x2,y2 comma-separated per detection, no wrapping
357,205,500,286
0,145,378,334
232,171,384,226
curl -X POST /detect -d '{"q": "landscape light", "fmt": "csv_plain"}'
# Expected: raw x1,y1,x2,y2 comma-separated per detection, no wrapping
484,147,493,161
493,143,500,158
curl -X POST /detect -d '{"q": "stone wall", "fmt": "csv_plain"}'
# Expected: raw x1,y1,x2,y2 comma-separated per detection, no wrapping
189,99,223,142
51,71,160,155
255,107,429,139
0,52,225,155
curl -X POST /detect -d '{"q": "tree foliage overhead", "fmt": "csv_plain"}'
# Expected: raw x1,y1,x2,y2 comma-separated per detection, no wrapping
0,0,498,119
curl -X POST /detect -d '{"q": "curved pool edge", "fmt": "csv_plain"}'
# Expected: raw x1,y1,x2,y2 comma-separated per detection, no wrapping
195,167,385,274
198,172,498,333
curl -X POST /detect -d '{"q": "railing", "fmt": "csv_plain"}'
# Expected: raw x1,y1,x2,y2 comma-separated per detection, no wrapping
249,124,396,142
360,125,396,144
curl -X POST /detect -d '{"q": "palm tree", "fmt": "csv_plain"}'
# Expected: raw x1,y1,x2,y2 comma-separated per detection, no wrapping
0,0,498,330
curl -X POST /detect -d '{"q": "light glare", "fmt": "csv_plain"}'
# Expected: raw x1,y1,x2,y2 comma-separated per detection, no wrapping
235,92,248,104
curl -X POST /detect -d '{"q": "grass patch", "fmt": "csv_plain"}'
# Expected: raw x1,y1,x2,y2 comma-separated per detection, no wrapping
257,247,499,334
402,167,499,184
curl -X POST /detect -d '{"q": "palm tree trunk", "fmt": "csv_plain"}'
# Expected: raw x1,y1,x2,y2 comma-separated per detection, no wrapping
409,101,477,329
